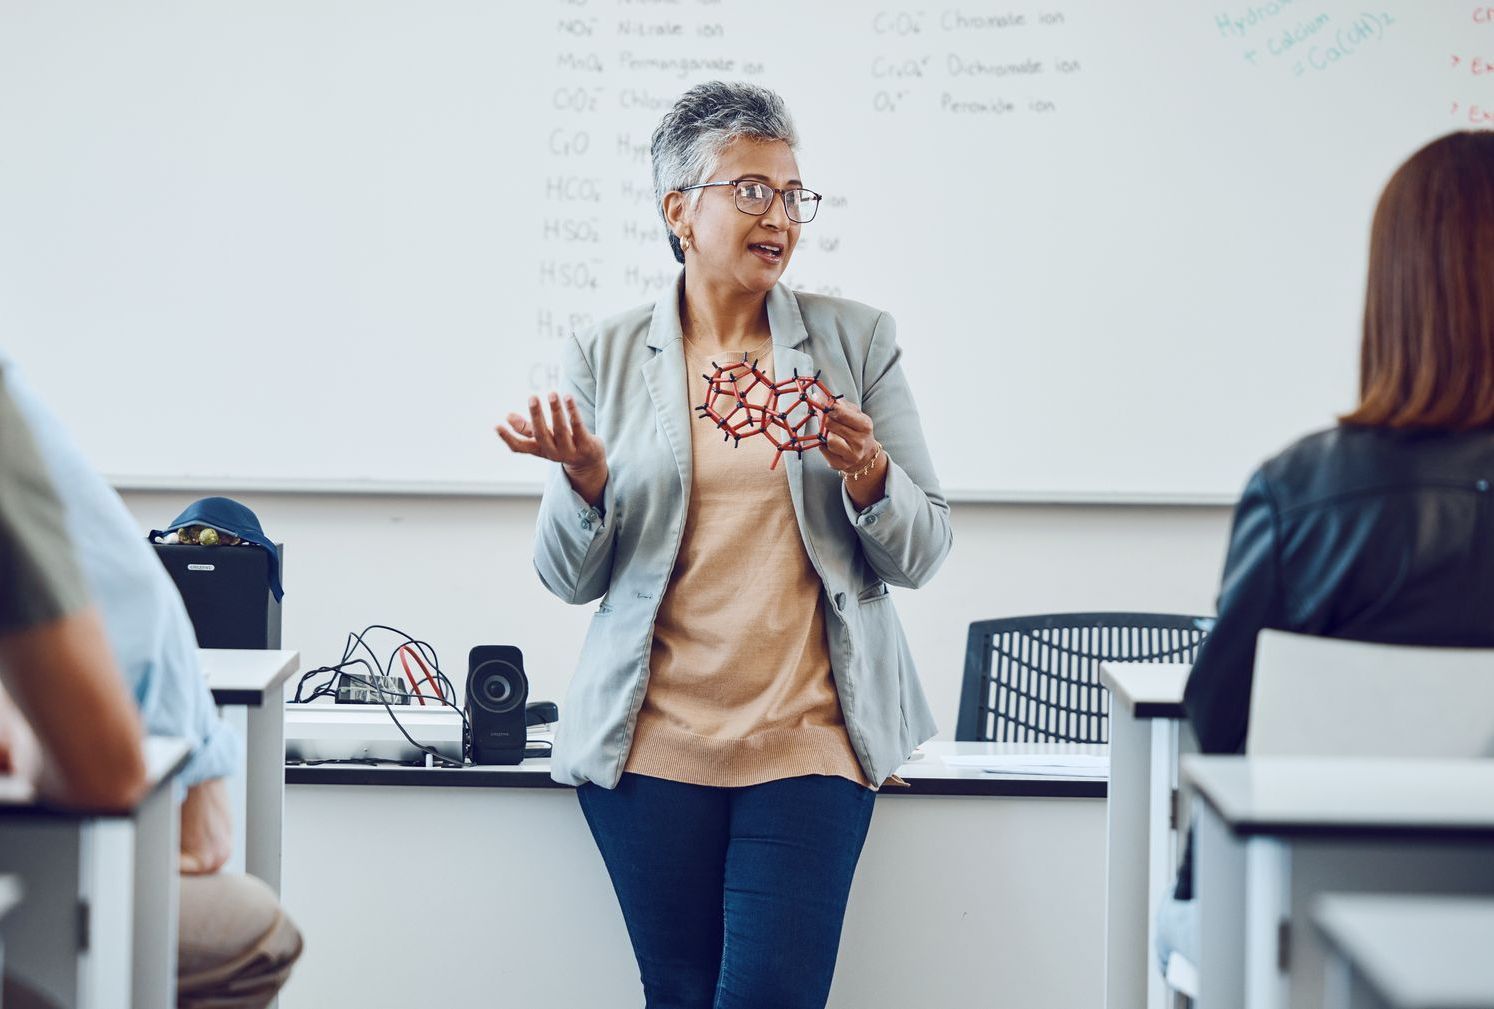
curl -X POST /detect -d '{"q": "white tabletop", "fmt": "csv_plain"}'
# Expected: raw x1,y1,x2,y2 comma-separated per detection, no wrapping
143,736,192,787
0,736,190,816
1315,894,1494,1008
199,648,299,704
1097,662,1192,717
1182,755,1494,836
900,740,1107,779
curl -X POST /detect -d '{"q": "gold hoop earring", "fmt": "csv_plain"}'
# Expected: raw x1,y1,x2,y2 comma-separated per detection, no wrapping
680,236,692,252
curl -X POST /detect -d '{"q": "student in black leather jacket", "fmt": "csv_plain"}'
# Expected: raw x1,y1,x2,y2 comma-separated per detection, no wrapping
1158,129,1494,969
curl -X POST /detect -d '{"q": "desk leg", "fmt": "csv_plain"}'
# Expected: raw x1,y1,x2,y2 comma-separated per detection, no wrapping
1105,703,1153,1009
1244,839,1289,1009
0,819,134,1009
1144,720,1177,1009
0,822,89,1007
244,701,285,894
1322,955,1389,1009
1196,802,1247,1009
217,705,249,878
1282,840,1494,1009
85,820,133,1009
131,785,179,1009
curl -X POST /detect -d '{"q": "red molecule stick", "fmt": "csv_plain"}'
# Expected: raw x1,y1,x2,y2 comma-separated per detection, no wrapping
693,354,844,469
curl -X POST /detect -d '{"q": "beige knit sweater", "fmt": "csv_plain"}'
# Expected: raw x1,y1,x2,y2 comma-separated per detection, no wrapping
623,343,871,789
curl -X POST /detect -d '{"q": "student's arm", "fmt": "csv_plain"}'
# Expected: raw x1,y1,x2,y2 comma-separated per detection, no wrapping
4,358,241,825
0,374,146,810
1182,469,1285,754
146,640,235,873
137,598,240,860
0,610,148,811
178,777,233,874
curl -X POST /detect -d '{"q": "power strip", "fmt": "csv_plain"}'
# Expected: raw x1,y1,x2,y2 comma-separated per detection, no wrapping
334,672,411,705
286,704,463,763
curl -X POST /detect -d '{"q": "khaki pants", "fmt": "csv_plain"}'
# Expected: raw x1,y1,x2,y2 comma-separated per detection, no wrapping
178,873,303,1009
4,872,302,1009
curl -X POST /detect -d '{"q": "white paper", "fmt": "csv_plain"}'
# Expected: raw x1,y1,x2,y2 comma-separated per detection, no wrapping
940,754,1109,777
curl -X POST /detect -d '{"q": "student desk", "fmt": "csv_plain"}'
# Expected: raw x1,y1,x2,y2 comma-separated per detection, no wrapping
279,740,1109,1009
1184,755,1494,1009
199,648,298,893
1099,660,1192,1009
0,737,190,1009
1314,894,1494,1009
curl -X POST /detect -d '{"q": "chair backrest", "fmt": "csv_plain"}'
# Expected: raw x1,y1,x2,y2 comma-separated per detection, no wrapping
957,613,1212,743
1248,630,1494,758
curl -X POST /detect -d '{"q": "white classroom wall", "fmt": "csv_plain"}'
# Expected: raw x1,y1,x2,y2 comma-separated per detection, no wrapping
120,491,1232,726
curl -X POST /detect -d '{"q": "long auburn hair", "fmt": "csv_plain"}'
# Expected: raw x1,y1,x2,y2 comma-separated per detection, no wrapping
1341,131,1494,430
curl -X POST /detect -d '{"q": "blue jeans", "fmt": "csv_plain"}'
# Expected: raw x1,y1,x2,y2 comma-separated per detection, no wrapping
576,772,876,1009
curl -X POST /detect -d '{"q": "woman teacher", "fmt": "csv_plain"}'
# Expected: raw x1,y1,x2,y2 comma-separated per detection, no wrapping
497,81,951,1009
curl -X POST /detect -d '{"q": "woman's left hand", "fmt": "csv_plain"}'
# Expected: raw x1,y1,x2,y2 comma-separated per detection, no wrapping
822,401,888,509
820,401,882,476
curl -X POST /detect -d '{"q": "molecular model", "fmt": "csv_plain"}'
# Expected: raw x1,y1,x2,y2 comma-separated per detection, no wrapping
694,354,844,469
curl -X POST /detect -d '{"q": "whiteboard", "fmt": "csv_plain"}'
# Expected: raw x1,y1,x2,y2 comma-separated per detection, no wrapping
0,1,1482,502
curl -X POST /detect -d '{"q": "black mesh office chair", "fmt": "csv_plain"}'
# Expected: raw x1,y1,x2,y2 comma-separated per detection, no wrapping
956,613,1213,744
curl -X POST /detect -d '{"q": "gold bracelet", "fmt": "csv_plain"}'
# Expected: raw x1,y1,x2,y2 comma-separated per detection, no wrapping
844,447,883,481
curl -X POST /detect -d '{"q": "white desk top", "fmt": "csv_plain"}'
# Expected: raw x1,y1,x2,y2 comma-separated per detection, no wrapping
0,736,191,818
901,740,1107,779
1097,662,1191,718
1182,755,1494,838
1315,894,1494,1008
143,736,192,785
199,648,299,705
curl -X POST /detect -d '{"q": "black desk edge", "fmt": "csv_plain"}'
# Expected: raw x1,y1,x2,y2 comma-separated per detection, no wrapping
1195,791,1494,842
210,688,266,707
1130,700,1188,720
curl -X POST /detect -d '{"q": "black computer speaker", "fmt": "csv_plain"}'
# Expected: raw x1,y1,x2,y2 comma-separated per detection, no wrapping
152,542,283,649
466,646,528,765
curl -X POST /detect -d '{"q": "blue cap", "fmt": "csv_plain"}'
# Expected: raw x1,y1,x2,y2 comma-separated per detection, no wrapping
151,497,284,601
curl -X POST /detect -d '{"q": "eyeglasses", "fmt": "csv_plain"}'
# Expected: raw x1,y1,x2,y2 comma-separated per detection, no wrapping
677,179,822,224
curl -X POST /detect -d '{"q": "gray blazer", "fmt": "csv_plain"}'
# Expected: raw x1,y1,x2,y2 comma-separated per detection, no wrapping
535,271,952,788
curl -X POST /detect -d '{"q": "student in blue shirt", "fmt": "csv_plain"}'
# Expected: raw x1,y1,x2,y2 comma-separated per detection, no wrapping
0,352,303,1009
0,370,147,809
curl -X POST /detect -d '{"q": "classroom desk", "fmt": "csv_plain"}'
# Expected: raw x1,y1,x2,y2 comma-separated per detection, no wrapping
1098,660,1191,1009
1314,894,1494,1009
0,737,190,1009
1184,755,1494,1009
199,648,299,893
279,739,1108,1009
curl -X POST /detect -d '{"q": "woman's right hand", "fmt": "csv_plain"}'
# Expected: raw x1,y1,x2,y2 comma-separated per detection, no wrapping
496,392,609,506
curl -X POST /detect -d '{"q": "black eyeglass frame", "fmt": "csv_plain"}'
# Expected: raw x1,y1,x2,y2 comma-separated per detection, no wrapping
675,179,823,223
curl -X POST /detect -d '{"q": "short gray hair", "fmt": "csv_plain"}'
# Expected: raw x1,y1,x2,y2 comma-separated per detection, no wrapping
650,81,799,264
